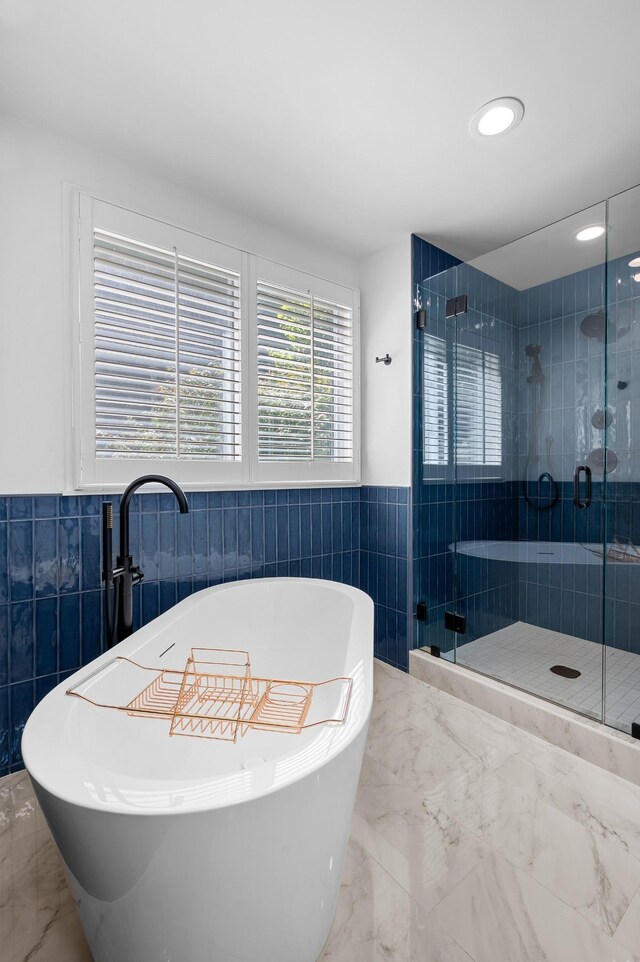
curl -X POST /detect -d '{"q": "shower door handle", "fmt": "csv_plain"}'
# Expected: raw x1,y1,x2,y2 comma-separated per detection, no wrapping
573,465,592,509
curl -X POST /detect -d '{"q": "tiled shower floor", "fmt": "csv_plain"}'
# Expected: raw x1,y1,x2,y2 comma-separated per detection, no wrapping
456,621,640,732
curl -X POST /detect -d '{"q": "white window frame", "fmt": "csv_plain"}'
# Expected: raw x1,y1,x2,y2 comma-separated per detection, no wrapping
70,190,360,491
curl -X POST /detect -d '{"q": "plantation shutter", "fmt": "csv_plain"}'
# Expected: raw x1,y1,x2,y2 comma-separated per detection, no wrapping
93,230,241,461
455,344,502,466
423,334,449,465
256,279,354,464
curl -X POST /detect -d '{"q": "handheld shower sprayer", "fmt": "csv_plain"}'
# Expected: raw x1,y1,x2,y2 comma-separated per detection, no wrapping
525,343,545,383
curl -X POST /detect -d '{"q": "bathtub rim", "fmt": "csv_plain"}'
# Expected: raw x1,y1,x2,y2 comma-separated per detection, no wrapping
22,578,374,818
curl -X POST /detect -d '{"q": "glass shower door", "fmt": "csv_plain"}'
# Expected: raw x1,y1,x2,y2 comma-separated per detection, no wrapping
446,208,609,722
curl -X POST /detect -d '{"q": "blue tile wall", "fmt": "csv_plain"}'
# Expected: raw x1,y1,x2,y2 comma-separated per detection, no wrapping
0,486,366,775
0,484,412,776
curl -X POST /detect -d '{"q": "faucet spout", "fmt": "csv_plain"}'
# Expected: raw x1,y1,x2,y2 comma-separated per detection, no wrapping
119,474,189,559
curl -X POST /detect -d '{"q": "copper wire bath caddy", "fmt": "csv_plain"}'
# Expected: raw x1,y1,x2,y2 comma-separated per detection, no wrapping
66,648,353,743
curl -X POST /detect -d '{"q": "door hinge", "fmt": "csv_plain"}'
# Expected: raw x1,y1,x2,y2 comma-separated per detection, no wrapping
445,294,468,319
445,611,466,634
416,601,428,622
416,308,427,329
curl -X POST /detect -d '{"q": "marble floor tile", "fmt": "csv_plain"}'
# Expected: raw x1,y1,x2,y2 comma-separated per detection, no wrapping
433,852,639,962
320,839,473,962
351,754,488,912
614,889,640,957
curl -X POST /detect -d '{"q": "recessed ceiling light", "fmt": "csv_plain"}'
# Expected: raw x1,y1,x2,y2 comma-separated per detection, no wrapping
470,97,524,138
575,225,605,242
629,256,640,268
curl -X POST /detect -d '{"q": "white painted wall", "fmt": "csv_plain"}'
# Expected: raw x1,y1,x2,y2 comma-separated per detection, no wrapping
0,121,360,494
358,237,412,487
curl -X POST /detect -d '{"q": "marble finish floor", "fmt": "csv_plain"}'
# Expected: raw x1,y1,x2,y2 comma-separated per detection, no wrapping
457,620,640,732
4,660,640,959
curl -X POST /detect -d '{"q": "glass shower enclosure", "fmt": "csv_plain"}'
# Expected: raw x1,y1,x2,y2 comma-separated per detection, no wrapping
415,184,640,735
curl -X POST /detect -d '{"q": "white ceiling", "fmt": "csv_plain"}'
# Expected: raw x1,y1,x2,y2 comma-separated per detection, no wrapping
1,0,639,263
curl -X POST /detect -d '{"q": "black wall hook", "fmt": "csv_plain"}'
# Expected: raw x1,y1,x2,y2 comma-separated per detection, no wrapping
375,354,392,365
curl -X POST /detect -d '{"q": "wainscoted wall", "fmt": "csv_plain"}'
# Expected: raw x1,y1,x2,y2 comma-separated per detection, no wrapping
0,485,410,776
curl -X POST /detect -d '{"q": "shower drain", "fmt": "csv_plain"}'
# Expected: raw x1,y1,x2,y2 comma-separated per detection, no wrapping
550,665,581,679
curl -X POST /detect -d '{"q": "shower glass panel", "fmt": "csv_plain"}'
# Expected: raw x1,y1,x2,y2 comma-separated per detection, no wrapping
418,203,610,722
604,185,640,733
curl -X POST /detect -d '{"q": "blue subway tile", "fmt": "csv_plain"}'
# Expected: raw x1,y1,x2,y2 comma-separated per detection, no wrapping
0,608,7,686
300,505,311,558
59,594,81,672
34,496,58,519
276,506,289,562
264,507,277,564
311,503,322,557
0,524,7,605
58,496,80,518
159,513,177,580
289,505,300,558
9,498,33,520
250,507,265,564
10,602,34,683
238,508,251,569
57,517,79,594
223,509,238,573
176,511,193,578
35,597,57,677
9,522,33,602
80,516,101,592
193,513,208,575
81,590,102,665
10,680,33,768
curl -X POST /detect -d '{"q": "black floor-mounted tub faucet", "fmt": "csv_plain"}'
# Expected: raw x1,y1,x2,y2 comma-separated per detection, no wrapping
102,475,189,648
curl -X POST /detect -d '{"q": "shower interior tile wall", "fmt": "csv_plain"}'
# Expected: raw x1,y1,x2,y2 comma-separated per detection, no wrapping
413,233,640,663
0,486,410,776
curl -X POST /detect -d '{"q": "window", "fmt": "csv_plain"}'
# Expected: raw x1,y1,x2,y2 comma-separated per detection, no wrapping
423,334,502,474
74,195,359,489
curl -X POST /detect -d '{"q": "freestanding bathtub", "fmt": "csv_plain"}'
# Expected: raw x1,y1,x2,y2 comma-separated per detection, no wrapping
22,578,373,962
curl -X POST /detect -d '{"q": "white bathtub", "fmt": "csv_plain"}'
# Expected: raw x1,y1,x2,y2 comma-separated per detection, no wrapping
22,578,373,962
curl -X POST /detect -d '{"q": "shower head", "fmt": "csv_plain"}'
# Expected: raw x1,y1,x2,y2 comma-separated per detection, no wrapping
525,344,541,357
580,311,606,339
